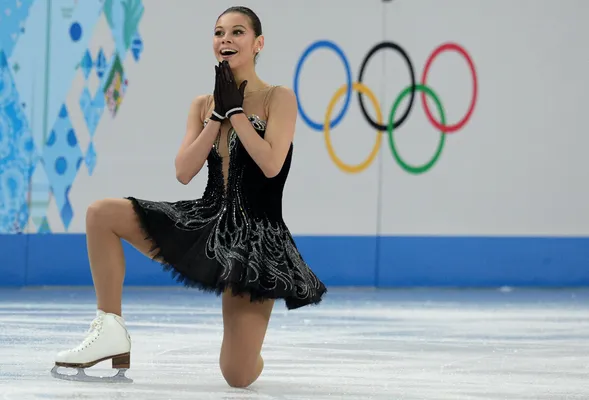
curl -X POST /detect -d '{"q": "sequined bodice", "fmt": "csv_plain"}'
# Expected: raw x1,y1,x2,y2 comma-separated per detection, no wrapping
201,114,293,223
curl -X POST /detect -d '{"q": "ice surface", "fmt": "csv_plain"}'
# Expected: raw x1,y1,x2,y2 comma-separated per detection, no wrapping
0,287,588,399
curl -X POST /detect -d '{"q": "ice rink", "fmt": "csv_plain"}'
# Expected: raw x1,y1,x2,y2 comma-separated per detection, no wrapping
0,287,587,399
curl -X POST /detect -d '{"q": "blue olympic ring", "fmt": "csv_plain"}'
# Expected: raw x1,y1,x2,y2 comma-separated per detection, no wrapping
293,40,352,131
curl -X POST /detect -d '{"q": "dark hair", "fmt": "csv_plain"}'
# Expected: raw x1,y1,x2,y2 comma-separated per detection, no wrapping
218,6,263,63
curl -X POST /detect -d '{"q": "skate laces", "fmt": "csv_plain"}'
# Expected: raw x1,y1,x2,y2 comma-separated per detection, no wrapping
71,315,104,352
86,316,104,334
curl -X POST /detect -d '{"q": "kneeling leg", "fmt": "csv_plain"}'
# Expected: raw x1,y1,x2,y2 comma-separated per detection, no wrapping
219,290,275,388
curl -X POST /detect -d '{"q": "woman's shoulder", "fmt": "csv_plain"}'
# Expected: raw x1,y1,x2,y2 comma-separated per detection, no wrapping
188,94,214,123
264,85,296,111
191,93,214,108
267,85,295,99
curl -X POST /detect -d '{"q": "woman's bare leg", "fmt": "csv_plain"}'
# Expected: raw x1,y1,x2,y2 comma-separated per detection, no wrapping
219,290,275,388
85,198,155,316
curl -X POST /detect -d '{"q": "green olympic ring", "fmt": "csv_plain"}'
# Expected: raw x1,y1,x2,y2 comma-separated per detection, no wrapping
388,84,446,174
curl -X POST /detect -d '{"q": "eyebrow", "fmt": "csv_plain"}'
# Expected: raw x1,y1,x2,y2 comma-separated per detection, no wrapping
215,24,247,30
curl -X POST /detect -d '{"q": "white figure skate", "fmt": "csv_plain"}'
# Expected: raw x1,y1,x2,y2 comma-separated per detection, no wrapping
51,310,133,383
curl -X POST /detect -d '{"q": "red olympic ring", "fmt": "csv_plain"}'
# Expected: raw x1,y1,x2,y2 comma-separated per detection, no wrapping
421,43,478,133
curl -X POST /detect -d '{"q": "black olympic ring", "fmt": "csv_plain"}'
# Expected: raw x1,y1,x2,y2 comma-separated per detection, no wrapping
357,41,416,131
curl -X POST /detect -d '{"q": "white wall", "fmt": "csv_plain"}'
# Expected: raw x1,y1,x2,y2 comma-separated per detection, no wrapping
13,0,589,237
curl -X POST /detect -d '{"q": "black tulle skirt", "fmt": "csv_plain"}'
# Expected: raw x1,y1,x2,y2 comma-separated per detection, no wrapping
126,196,327,310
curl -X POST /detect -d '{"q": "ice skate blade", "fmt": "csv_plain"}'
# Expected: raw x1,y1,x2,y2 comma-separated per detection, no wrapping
51,365,133,383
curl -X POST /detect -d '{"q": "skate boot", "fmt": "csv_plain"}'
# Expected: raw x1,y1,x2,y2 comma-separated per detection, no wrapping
51,310,132,383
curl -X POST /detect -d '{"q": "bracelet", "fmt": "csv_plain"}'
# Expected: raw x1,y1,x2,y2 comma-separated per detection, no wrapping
225,107,244,118
210,110,225,122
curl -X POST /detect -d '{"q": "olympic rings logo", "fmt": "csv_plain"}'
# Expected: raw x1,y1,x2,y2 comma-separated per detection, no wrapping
293,40,478,174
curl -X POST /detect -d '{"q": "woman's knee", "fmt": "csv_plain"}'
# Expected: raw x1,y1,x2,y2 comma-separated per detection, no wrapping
219,355,263,388
86,198,128,231
86,199,109,228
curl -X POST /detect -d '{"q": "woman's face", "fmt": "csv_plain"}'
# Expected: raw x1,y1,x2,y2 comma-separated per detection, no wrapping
213,12,259,70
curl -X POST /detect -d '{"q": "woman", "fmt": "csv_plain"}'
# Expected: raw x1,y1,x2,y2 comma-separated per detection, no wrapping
51,6,327,388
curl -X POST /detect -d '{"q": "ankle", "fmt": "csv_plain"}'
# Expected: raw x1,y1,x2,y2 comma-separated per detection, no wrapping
96,308,122,317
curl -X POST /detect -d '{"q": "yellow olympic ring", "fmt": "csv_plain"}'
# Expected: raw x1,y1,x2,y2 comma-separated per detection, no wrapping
324,82,382,174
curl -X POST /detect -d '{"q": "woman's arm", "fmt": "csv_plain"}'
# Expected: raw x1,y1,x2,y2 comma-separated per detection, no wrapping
174,95,221,184
229,86,297,178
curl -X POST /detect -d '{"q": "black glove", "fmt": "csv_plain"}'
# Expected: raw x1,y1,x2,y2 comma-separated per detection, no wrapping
210,63,226,122
219,60,247,118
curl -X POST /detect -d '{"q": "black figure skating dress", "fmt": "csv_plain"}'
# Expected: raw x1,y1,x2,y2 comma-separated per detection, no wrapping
127,87,326,310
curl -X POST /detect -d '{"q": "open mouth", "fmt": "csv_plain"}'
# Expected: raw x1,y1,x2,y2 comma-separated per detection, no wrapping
220,49,238,59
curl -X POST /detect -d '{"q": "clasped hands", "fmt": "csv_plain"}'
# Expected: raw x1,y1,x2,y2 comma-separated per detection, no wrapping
210,60,248,122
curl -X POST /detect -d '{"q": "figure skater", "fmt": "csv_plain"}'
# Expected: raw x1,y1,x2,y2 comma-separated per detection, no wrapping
51,6,327,387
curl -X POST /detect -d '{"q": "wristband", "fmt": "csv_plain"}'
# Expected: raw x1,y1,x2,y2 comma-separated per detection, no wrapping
225,107,244,119
210,110,225,122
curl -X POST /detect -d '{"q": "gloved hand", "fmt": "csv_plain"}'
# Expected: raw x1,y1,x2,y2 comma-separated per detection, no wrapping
219,60,247,118
210,63,226,122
